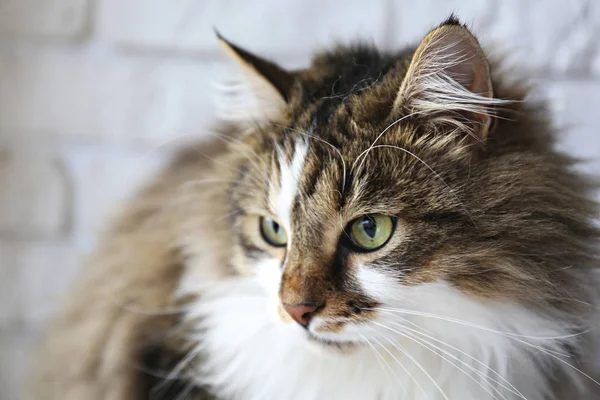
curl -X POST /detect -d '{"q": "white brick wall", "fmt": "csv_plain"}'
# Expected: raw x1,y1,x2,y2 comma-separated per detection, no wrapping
0,0,89,39
65,148,168,238
0,1,598,399
97,0,390,57
0,243,81,400
0,50,216,146
0,151,68,239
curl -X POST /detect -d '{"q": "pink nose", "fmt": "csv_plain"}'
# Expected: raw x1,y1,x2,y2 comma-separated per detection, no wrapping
283,303,319,328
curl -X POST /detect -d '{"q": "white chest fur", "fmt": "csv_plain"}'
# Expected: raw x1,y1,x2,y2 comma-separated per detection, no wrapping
183,277,581,400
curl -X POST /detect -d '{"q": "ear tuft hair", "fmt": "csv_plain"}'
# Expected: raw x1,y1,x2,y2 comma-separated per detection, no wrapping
214,33,295,124
394,22,509,143
440,13,462,27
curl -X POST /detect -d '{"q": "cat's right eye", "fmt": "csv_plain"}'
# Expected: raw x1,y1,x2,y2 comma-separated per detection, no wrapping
259,217,287,247
347,214,395,251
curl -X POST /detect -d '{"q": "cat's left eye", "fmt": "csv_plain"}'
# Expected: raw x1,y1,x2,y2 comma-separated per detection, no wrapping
348,214,395,251
259,217,287,247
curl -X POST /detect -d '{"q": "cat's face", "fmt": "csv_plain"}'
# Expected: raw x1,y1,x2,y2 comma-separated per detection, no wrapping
229,128,464,347
217,20,592,349
227,110,478,346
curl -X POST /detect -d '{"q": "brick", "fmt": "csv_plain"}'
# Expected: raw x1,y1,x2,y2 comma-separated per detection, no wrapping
0,150,69,239
64,148,169,238
97,0,389,58
0,242,20,328
498,0,598,76
0,243,83,330
0,0,89,39
0,50,216,146
588,3,600,77
0,332,38,400
539,80,600,179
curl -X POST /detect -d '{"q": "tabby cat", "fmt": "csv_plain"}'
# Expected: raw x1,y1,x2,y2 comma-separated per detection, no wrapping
29,16,600,400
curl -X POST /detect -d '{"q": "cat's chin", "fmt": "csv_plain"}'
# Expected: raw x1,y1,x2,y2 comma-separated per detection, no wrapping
305,332,361,354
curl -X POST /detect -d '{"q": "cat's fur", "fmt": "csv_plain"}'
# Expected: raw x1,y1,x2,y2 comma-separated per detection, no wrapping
28,17,600,400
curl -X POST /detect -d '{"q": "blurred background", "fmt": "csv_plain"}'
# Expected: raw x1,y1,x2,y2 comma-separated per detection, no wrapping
0,0,599,399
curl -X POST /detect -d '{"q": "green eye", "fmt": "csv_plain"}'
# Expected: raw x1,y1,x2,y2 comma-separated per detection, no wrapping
260,217,288,247
349,214,395,251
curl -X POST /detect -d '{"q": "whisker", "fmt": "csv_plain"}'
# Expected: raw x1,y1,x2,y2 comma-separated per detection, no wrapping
383,319,523,400
117,303,194,317
110,280,265,317
368,324,447,400
203,129,269,176
321,72,383,100
370,306,600,386
351,110,424,174
151,347,202,398
405,330,517,400
384,318,527,399
173,380,197,400
392,314,434,335
180,178,251,190
190,147,264,188
213,208,243,222
511,336,600,388
272,123,348,195
363,144,474,224
373,307,587,342
357,331,405,398
403,325,506,400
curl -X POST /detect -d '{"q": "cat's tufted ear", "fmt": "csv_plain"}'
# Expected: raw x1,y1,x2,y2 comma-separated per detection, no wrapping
216,31,295,122
393,17,498,142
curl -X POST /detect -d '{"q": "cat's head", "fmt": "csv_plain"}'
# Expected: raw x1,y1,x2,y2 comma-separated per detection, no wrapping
215,17,597,349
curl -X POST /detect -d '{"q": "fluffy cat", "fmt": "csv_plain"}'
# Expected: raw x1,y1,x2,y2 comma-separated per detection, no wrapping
29,16,600,400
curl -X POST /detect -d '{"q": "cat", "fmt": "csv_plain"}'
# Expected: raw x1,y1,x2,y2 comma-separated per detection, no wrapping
28,16,600,400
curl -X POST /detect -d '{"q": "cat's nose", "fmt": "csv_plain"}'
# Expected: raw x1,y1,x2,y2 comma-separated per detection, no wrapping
283,303,320,328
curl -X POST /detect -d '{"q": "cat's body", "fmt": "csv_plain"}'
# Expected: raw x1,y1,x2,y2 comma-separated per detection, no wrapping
29,18,600,400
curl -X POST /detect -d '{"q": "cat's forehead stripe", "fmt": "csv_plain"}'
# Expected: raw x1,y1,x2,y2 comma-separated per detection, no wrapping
273,138,309,234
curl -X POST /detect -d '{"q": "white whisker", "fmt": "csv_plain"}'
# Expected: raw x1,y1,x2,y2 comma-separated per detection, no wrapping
200,129,269,181
378,144,475,223
151,347,202,398
357,331,403,398
382,319,523,400
368,324,447,400
351,110,423,175
374,307,586,342
173,381,197,400
272,123,348,195
385,318,527,399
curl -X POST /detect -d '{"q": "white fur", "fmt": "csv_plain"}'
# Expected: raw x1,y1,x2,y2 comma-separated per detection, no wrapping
270,139,309,234
181,258,584,400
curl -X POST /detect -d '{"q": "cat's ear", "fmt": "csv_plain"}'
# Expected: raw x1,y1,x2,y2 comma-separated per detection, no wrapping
394,17,497,141
216,31,295,122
